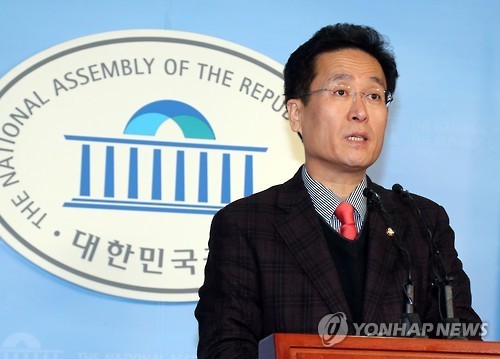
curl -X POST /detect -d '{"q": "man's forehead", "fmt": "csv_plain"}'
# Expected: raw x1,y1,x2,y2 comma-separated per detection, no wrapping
325,73,386,87
313,51,387,87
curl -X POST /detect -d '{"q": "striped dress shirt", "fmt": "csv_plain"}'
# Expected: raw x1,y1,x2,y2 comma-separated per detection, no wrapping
301,166,367,234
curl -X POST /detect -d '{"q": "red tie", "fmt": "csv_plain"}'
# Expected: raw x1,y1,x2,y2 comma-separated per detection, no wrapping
334,202,358,240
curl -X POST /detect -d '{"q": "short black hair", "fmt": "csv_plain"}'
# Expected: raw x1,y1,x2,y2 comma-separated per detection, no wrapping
284,23,398,105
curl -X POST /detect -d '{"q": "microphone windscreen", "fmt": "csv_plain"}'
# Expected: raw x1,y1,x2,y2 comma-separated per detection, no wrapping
392,183,403,193
392,183,409,197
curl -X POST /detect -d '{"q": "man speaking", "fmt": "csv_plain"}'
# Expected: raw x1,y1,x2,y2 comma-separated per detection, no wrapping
195,23,482,358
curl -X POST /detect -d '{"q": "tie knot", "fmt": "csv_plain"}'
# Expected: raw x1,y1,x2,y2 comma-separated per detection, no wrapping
334,202,357,240
335,201,355,223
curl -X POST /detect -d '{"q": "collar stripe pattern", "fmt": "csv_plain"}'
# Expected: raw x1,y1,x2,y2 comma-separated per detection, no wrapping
301,166,367,233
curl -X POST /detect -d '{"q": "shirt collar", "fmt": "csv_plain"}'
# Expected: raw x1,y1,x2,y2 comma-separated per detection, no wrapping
301,165,368,224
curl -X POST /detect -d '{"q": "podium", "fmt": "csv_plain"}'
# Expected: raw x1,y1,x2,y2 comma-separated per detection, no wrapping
259,333,500,358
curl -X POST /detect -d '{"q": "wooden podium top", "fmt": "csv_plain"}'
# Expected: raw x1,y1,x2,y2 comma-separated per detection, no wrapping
259,333,500,358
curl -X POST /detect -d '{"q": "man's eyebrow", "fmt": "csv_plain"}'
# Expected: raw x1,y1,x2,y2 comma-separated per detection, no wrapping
369,76,386,87
326,73,352,83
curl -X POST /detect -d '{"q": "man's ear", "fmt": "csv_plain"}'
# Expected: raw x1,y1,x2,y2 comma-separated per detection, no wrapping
286,99,302,134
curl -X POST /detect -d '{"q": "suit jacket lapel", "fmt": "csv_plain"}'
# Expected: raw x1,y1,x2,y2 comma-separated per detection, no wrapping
274,168,352,318
272,170,410,325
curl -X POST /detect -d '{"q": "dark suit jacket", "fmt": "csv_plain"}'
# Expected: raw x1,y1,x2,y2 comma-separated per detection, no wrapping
195,167,482,358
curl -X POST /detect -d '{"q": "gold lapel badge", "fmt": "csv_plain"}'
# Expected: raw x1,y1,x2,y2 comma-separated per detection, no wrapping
386,227,395,237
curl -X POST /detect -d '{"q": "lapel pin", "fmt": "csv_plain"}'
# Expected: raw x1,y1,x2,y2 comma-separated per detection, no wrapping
386,227,395,237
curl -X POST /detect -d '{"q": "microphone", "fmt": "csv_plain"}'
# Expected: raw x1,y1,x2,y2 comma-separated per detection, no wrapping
392,184,433,245
392,184,436,264
392,183,465,339
363,188,409,268
363,188,405,257
363,187,426,337
362,188,400,234
363,187,385,211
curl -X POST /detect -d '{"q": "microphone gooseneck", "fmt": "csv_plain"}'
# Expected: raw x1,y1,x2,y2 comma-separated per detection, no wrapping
392,184,442,280
363,187,426,337
363,188,411,270
392,183,465,339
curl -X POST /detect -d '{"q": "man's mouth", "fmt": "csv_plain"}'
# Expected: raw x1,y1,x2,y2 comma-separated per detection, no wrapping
345,135,366,142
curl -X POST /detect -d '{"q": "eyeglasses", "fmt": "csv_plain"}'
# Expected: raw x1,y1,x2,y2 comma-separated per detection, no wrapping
298,84,394,108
